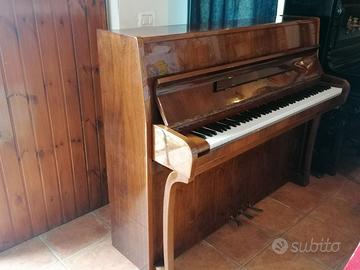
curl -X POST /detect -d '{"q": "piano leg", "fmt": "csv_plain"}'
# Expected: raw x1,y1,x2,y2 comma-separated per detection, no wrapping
295,116,322,186
161,171,192,270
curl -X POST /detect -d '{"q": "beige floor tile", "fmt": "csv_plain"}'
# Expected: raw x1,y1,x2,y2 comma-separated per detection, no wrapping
307,175,348,198
40,213,109,259
250,197,304,236
41,262,67,270
175,241,239,270
284,216,358,268
63,237,137,270
93,204,111,227
205,221,273,266
0,237,58,270
2,176,358,270
335,179,360,204
309,196,360,237
244,245,328,270
270,182,324,213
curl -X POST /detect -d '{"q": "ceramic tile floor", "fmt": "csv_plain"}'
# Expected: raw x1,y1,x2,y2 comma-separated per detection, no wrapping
0,174,359,270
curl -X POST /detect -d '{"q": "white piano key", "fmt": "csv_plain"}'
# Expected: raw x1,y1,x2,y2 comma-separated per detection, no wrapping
205,87,343,149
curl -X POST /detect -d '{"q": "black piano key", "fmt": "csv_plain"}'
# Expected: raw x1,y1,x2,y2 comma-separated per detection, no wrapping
203,126,218,133
227,115,246,123
252,112,263,118
225,118,241,124
205,123,227,132
218,119,238,127
216,123,230,131
263,107,273,113
238,112,253,120
229,114,242,120
268,104,278,110
195,128,214,137
215,122,231,130
235,116,250,123
190,131,207,139
202,127,218,135
242,116,253,122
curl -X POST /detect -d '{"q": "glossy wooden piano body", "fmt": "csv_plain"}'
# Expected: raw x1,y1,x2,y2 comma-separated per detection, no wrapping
97,17,349,270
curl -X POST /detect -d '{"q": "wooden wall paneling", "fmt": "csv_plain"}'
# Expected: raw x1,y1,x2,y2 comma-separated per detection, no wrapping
12,0,63,229
0,0,47,236
86,0,108,203
33,0,77,222
50,0,90,216
0,162,14,250
68,0,103,209
0,52,32,246
0,0,107,251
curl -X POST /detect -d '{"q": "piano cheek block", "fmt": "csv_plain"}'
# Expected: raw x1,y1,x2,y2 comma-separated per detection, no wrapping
153,124,196,180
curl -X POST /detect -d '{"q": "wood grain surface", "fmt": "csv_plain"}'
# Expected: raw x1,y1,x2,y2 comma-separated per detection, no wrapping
0,0,107,251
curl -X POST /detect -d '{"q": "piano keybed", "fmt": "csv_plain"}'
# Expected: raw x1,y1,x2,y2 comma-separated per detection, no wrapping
189,85,343,149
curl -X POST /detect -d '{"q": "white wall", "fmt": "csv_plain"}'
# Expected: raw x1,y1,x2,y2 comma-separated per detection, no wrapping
168,1,188,25
107,0,121,30
108,0,285,30
108,0,188,30
277,0,285,17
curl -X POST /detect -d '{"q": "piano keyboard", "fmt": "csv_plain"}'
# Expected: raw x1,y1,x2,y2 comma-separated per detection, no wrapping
190,85,343,149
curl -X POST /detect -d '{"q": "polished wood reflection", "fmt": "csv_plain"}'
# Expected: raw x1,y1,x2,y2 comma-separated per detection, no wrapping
98,17,349,270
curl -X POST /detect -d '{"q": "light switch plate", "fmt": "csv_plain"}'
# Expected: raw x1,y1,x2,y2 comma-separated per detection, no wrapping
138,12,155,27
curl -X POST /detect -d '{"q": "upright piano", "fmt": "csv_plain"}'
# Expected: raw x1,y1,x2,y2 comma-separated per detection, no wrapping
97,16,349,270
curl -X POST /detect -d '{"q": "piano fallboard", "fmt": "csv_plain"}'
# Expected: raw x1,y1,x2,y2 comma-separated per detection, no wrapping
155,50,322,130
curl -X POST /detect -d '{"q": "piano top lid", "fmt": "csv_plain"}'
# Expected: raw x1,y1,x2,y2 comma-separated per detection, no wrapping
102,15,321,130
110,15,319,42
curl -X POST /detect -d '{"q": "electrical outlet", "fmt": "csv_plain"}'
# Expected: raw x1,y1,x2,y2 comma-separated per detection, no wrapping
138,12,155,27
